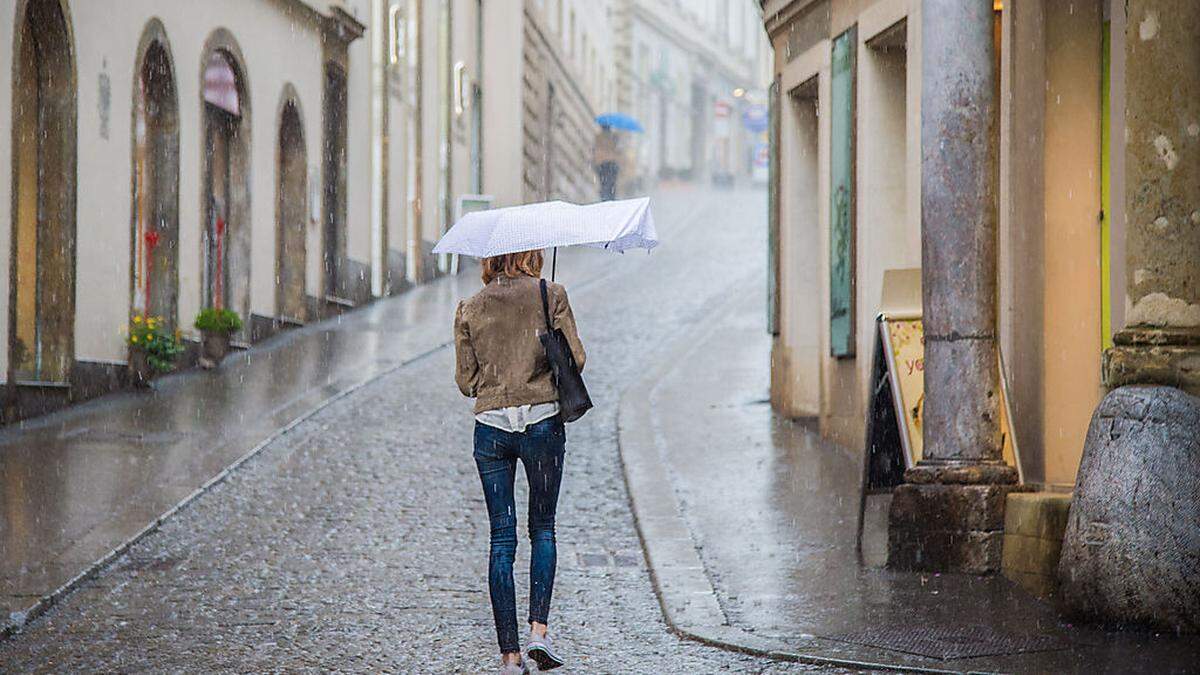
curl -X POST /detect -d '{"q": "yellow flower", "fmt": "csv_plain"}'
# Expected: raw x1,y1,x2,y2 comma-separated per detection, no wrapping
131,336,139,344
133,316,143,324
147,319,157,329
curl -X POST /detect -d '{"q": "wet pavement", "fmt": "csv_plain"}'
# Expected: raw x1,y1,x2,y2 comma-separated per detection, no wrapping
0,187,847,672
624,264,1200,673
0,263,481,634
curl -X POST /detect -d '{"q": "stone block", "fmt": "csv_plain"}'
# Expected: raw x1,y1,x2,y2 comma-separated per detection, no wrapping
888,526,1004,575
1002,533,1063,576
1058,385,1200,633
1004,491,1072,540
888,483,1013,532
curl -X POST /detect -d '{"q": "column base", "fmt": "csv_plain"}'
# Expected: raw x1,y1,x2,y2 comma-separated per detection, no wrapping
887,464,1027,574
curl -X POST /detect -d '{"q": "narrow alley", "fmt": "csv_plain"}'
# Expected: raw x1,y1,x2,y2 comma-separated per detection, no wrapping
2,187,838,673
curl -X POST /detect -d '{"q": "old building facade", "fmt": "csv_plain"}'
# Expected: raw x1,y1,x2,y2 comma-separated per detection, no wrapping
762,0,1200,579
481,0,617,208
0,0,495,419
613,0,771,186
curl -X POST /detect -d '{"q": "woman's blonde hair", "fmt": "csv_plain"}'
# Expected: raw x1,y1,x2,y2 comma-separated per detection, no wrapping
481,249,544,285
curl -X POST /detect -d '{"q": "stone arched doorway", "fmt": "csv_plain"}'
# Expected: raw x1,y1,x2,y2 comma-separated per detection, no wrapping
131,22,179,328
200,38,251,333
10,0,77,384
276,94,307,323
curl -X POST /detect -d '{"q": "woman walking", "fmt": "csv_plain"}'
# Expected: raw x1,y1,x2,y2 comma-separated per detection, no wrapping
454,249,586,674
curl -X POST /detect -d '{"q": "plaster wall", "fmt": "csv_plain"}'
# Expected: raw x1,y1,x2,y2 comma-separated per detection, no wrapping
345,0,374,275
481,2,524,209
381,0,418,288
1040,0,1103,487
999,0,1104,488
417,0,445,272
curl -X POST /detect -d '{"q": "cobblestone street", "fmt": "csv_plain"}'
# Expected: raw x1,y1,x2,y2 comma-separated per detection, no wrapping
1,188,841,673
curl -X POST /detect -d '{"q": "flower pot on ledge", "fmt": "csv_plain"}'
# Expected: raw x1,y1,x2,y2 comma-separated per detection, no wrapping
199,330,232,370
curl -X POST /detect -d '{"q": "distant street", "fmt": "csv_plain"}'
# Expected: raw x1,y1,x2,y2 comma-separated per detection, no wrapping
0,186,840,673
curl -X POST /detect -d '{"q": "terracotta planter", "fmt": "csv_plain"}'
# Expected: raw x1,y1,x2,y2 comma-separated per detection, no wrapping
200,330,232,370
129,349,154,388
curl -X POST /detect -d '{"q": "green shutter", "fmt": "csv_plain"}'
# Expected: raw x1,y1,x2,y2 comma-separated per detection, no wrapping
830,26,857,358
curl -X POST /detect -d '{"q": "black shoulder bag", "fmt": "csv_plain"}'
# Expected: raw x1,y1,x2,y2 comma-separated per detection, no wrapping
539,279,592,422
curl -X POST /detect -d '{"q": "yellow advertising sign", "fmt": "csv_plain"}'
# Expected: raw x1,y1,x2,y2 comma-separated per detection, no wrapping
880,317,925,462
879,316,1021,478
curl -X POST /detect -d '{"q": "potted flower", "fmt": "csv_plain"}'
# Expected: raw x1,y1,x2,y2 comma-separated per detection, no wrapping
194,307,243,369
127,315,184,387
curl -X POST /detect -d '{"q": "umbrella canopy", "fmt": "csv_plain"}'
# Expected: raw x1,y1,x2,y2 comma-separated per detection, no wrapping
596,113,644,133
432,197,658,259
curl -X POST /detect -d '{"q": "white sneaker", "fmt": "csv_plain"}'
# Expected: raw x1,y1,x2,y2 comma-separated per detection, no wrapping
525,632,564,671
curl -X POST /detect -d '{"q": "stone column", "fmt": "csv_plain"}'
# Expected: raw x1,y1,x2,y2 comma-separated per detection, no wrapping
1104,0,1200,391
888,0,1022,574
1056,0,1200,630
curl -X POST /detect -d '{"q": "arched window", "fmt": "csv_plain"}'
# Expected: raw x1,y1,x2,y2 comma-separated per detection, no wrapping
131,22,180,329
199,34,251,336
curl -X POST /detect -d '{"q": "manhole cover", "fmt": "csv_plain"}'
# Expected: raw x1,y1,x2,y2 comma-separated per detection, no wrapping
827,626,1067,660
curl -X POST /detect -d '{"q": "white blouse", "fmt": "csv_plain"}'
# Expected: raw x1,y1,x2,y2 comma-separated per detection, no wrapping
476,401,560,433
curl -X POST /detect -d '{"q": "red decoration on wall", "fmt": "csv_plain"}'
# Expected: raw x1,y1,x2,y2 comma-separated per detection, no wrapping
144,229,161,311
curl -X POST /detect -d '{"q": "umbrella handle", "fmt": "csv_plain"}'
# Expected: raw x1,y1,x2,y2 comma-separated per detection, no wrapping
552,247,557,282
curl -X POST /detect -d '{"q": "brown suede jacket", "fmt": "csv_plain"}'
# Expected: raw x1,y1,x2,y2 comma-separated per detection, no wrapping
454,275,586,414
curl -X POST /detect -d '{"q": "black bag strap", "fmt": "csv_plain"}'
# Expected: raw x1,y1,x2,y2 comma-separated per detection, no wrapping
539,278,553,332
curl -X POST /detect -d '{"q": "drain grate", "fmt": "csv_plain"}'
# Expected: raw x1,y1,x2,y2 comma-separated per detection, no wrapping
827,625,1068,660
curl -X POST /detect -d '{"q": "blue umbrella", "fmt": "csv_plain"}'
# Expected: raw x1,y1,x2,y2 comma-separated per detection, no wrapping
596,113,644,133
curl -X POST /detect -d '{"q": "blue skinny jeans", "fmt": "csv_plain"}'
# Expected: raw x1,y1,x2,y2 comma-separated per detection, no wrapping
473,415,566,654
